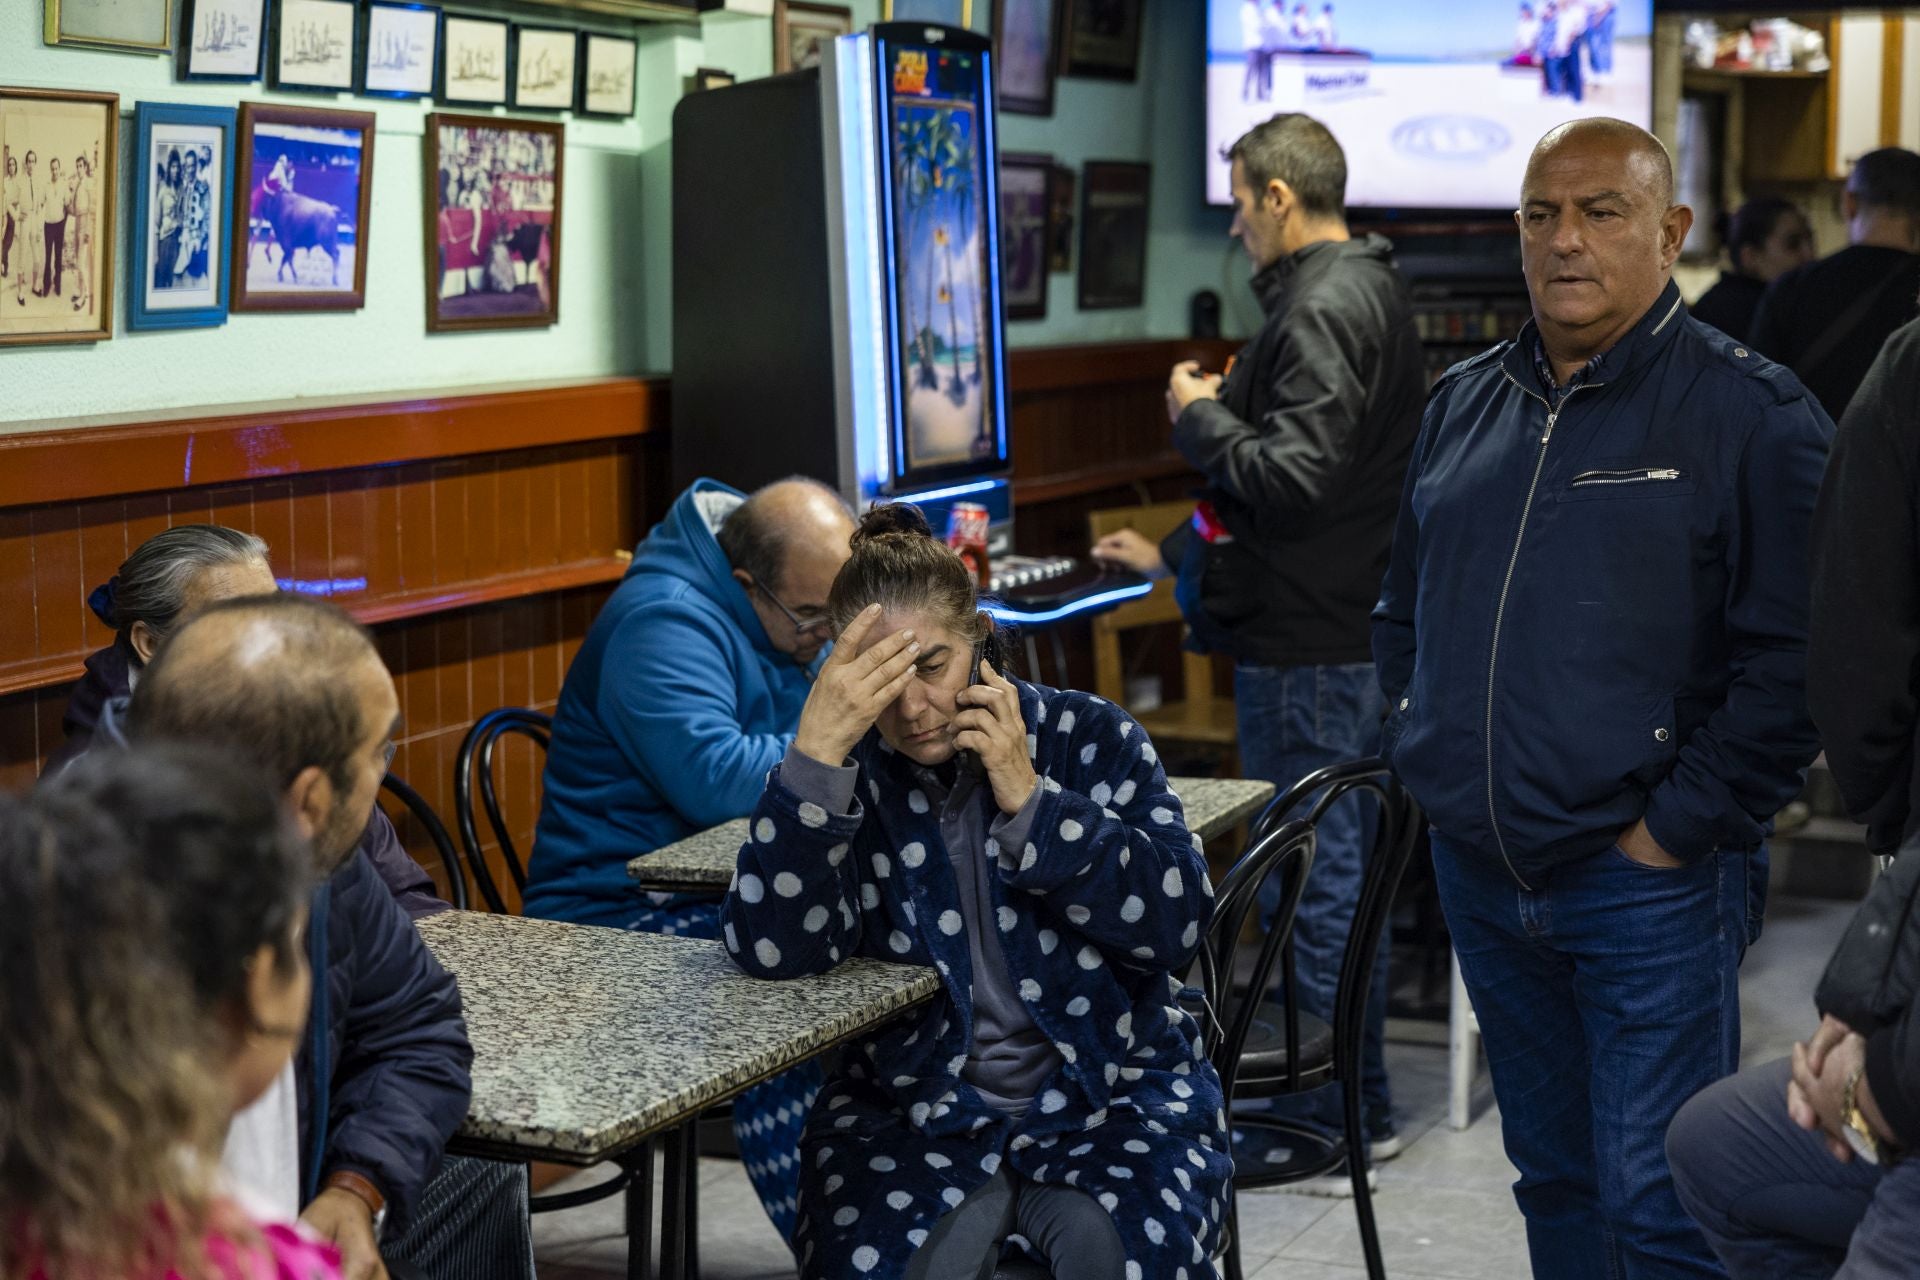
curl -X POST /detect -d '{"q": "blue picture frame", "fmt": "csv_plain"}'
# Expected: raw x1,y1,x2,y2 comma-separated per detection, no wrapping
129,103,238,332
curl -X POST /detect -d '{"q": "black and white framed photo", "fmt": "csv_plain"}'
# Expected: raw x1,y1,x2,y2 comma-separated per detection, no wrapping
0,87,119,347
578,32,636,118
512,26,577,111
360,1,439,98
440,13,510,106
179,0,270,81
44,0,172,53
1077,160,1148,310
272,0,356,91
131,102,235,330
998,151,1051,320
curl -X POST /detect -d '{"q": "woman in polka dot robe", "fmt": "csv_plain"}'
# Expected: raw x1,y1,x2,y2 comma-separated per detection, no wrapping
722,504,1232,1280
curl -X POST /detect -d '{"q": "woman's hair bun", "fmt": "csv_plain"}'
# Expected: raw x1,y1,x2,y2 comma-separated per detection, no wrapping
852,501,935,546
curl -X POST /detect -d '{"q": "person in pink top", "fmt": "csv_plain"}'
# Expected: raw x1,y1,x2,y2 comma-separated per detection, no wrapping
0,744,338,1280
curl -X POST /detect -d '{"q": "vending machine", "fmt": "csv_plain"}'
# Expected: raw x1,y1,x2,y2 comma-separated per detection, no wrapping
671,22,1147,625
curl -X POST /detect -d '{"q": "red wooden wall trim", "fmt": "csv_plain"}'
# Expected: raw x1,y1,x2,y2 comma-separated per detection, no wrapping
0,376,667,510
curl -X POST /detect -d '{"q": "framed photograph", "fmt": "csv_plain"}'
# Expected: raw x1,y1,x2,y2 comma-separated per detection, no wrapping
0,88,117,347
999,152,1050,320
512,26,577,111
1059,0,1140,81
1077,160,1147,310
883,0,969,22
690,67,735,93
424,113,561,333
361,1,439,99
774,0,852,75
579,33,636,118
992,0,1059,115
44,0,171,52
232,102,374,312
130,102,235,331
273,0,355,91
179,0,270,81
1047,162,1074,272
440,13,510,106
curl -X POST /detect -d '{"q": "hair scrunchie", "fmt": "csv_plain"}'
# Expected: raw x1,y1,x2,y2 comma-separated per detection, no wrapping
87,576,120,629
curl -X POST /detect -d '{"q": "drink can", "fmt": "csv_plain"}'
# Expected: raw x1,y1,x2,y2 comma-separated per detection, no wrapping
946,502,990,589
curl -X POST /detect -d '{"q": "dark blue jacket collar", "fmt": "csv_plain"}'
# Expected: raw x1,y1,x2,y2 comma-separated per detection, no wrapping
1502,278,1687,391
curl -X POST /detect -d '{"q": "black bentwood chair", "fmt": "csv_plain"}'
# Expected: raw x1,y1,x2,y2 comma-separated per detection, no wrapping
452,706,552,914
1210,759,1424,1280
378,772,470,910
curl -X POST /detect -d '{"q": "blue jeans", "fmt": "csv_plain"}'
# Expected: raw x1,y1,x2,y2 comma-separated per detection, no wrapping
1433,832,1749,1278
1237,661,1393,1131
1668,1057,1918,1279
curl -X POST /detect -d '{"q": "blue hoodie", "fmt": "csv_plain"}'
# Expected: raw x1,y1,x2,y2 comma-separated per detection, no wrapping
525,479,821,924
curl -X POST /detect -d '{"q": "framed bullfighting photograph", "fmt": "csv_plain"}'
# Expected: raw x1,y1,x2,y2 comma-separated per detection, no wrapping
360,1,440,99
179,0,271,82
272,0,356,91
44,0,172,53
440,13,511,107
231,102,374,312
130,102,235,331
0,87,118,348
773,1,852,74
998,152,1050,320
423,113,561,333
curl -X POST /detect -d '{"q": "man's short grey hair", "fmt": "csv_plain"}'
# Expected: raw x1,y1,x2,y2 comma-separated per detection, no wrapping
1228,113,1348,220
1849,148,1920,221
99,525,271,647
715,477,853,592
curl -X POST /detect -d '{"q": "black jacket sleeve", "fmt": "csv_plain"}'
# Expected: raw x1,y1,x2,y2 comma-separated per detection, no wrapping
323,852,473,1224
359,806,451,919
1815,844,1920,1149
1807,326,1920,854
1171,298,1374,538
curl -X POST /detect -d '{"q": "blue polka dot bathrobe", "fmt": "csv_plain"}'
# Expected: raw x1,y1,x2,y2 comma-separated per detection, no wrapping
721,680,1234,1279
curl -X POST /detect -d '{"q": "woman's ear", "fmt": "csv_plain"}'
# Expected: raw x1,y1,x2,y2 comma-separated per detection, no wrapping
128,620,159,665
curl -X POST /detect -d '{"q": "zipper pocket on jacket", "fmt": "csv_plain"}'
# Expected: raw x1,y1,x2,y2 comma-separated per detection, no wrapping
1569,468,1683,487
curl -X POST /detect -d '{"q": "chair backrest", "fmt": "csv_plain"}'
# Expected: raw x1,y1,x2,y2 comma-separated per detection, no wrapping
453,707,553,914
379,772,469,911
1197,816,1317,1109
1245,758,1425,1091
1085,501,1219,714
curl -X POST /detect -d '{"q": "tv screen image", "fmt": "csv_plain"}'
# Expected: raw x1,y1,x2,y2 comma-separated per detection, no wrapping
885,40,1001,477
1206,0,1652,210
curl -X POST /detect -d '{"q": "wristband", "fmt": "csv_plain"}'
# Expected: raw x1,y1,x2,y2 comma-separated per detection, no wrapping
323,1169,388,1226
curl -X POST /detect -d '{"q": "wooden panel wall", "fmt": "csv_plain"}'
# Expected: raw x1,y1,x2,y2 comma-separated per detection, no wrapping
0,342,1222,906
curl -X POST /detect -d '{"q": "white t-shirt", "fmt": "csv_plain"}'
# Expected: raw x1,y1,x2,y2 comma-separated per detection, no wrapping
220,1060,302,1222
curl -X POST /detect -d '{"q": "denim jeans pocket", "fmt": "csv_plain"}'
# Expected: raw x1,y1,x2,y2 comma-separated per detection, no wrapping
1606,842,1686,873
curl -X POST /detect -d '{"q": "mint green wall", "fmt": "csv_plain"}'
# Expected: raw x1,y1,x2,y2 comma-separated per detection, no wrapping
1,0,1251,432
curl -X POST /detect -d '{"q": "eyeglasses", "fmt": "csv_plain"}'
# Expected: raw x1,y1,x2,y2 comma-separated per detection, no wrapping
754,580,833,638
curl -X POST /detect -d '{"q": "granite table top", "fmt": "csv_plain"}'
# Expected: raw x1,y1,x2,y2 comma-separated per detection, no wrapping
627,774,1277,891
417,911,940,1163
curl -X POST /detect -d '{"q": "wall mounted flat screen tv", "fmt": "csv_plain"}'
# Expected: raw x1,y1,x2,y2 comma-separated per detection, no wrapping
1206,0,1654,210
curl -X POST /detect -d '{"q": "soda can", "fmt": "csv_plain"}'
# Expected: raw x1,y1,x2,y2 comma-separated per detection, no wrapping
946,502,990,589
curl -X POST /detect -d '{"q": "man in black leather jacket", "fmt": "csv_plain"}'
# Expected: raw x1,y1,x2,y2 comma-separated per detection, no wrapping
1667,327,1920,1278
1091,112,1425,1172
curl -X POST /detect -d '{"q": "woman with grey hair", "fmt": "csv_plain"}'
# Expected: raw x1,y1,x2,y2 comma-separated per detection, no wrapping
44,524,276,775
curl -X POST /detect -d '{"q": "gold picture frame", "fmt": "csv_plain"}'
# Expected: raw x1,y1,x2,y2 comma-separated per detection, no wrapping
44,0,174,53
882,0,974,25
0,86,120,346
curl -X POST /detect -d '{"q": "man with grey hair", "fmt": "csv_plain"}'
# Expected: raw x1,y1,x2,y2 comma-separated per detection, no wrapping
1374,118,1831,1275
1093,111,1425,1182
527,474,854,1239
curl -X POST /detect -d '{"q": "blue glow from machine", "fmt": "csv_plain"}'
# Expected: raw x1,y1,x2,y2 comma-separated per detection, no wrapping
983,580,1154,626
276,577,369,596
897,477,1000,504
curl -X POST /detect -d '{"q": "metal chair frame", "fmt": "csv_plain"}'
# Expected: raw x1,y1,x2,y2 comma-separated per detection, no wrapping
378,772,469,911
1211,758,1424,1280
452,707,552,914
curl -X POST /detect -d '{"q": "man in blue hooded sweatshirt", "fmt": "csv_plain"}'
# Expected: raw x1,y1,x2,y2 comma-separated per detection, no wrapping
526,474,854,1240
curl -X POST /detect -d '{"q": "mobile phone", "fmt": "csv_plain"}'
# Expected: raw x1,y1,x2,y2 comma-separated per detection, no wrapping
956,641,986,776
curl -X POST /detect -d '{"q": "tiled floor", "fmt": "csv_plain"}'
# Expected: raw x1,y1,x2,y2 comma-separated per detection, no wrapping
531,894,1857,1279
